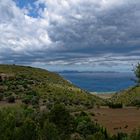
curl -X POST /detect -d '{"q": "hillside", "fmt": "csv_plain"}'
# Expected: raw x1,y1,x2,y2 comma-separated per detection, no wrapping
110,85,140,106
0,64,103,111
1,64,140,140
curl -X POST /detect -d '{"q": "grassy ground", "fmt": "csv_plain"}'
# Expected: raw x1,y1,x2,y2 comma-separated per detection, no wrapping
86,107,140,135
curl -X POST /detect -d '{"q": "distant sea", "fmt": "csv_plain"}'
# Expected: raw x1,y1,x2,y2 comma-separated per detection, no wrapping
59,71,135,93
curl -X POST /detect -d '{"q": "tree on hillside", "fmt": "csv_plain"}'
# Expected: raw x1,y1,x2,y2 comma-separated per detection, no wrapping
134,63,140,85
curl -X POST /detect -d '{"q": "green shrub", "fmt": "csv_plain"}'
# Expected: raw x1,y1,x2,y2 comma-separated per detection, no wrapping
46,101,54,110
86,132,106,140
108,103,123,109
7,95,15,103
0,93,4,101
71,133,83,140
130,129,140,140
41,120,60,140
111,132,127,140
5,91,12,97
74,112,91,126
135,63,140,84
0,107,35,140
76,121,99,137
75,112,100,138
26,90,38,96
16,118,38,140
22,95,33,104
131,98,140,106
49,104,74,138
31,96,39,105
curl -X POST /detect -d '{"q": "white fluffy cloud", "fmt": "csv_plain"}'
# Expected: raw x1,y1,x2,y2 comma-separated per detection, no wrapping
0,0,140,71
0,0,52,54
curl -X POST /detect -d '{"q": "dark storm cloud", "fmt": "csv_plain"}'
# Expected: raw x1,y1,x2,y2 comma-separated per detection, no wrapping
0,0,140,71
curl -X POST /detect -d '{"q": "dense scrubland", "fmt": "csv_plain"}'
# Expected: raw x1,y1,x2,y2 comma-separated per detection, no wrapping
0,64,140,140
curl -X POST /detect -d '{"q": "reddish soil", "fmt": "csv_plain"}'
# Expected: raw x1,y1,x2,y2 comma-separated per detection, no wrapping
88,107,140,135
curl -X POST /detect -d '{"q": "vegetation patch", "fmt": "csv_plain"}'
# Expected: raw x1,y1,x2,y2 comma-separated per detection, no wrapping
0,64,104,110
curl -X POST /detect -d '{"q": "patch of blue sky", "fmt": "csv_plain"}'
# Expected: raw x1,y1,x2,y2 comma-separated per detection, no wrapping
13,0,45,18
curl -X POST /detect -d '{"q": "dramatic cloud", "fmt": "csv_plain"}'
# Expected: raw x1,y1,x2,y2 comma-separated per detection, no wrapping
0,0,140,71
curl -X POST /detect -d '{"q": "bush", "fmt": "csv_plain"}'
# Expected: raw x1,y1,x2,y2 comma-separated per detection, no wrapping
22,95,39,106
26,90,38,96
22,95,33,104
71,133,83,140
75,112,100,137
130,129,140,140
46,101,54,110
49,104,74,138
31,96,39,105
76,121,99,137
74,112,91,125
5,91,12,97
111,132,127,140
86,132,105,140
131,98,140,106
135,63,140,84
16,118,38,140
41,120,60,140
7,95,15,103
0,107,36,140
0,93,4,101
108,103,123,109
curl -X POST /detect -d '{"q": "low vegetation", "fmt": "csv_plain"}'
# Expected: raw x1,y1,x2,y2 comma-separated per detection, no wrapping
107,102,123,109
135,63,140,84
110,63,140,106
0,104,107,140
1,64,140,139
0,64,103,111
110,86,140,106
0,104,140,140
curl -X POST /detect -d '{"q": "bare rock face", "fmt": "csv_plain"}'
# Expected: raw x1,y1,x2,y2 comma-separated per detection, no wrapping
0,73,15,82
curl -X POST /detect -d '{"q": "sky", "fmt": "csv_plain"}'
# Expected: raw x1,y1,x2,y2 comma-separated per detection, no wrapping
0,0,140,72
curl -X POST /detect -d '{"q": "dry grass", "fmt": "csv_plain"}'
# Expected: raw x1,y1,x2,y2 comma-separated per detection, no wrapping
88,107,140,135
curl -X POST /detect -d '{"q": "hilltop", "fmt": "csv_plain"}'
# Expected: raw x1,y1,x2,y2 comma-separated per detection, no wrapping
0,64,103,111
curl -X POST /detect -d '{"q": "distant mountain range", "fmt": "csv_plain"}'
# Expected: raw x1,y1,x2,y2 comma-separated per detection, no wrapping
57,70,123,74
